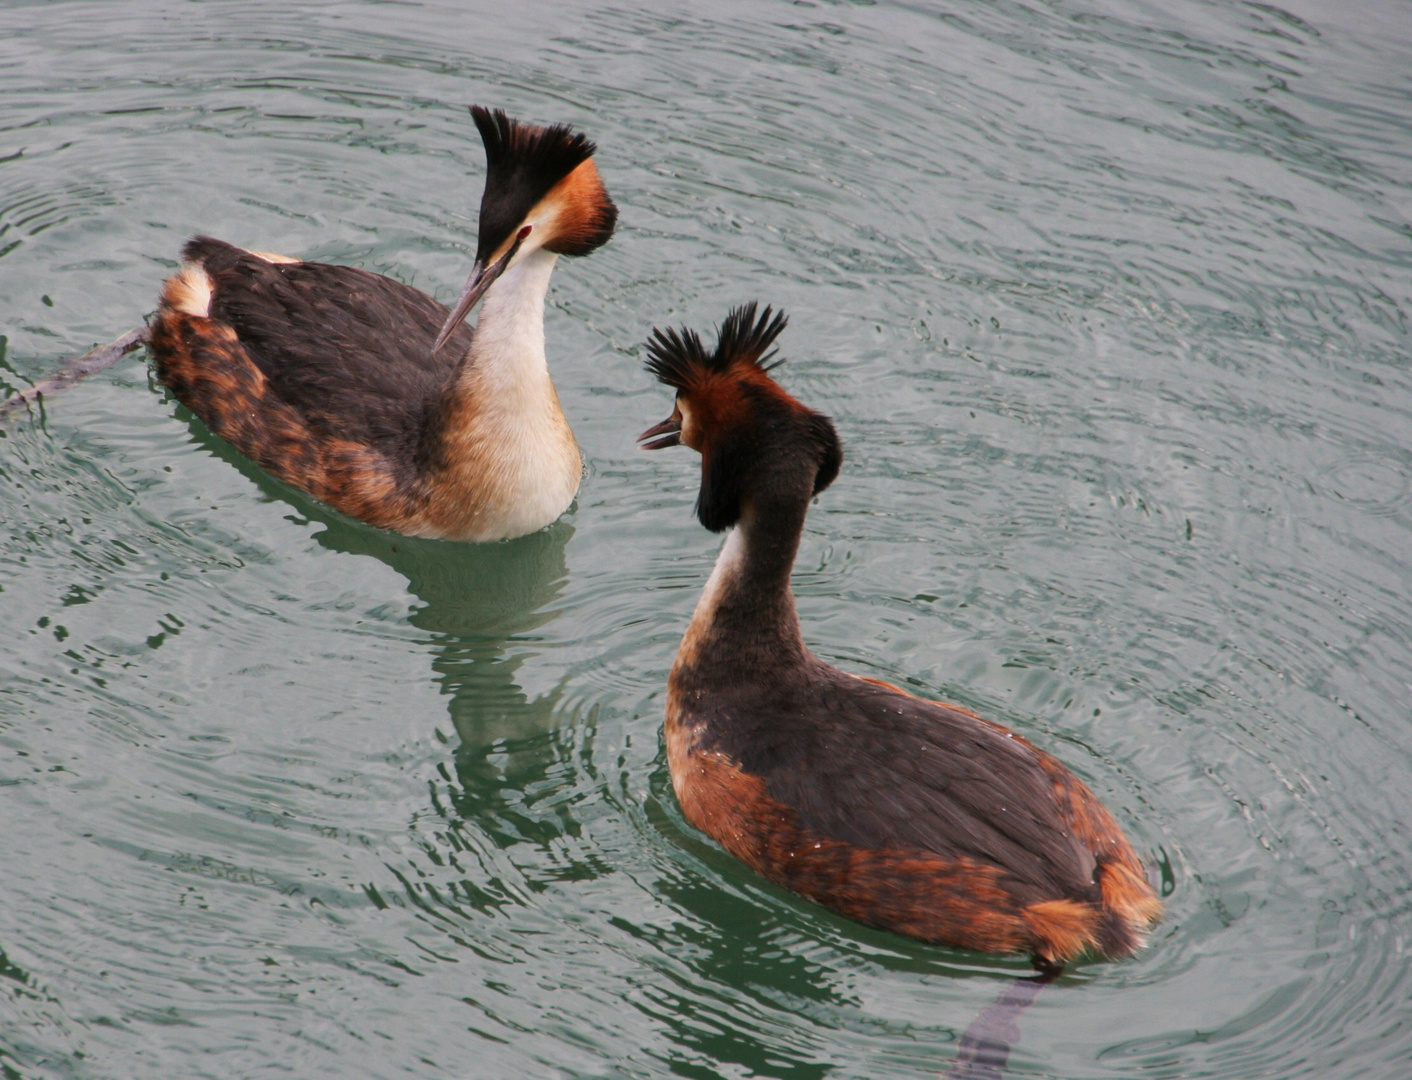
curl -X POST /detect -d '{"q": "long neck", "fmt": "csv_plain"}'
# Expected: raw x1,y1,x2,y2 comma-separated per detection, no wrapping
676,491,813,680
421,247,580,542
461,247,558,392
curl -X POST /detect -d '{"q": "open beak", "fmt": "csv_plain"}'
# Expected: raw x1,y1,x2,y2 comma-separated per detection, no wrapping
431,232,526,354
638,415,682,450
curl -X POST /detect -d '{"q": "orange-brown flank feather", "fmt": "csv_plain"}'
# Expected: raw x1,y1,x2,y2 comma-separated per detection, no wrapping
152,282,421,531
667,715,1033,953
847,672,1162,956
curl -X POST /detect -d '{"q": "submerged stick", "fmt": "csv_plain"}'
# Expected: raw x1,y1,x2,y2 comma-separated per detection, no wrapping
946,968,1057,1080
0,326,149,421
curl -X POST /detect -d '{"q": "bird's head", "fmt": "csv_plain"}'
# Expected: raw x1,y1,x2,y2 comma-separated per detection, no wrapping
639,303,841,532
433,106,617,352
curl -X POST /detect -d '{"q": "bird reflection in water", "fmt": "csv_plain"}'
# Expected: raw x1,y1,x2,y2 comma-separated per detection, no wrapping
178,410,576,752
307,503,585,870
310,510,574,750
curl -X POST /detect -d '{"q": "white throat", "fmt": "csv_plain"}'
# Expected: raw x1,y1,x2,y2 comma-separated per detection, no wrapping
423,246,581,542
694,526,748,621
466,247,559,385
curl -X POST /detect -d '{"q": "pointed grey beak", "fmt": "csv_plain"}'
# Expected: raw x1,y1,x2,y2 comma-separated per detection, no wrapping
638,416,682,450
431,232,527,354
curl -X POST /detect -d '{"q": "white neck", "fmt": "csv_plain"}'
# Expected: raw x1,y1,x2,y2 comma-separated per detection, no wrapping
463,247,559,387
419,247,581,542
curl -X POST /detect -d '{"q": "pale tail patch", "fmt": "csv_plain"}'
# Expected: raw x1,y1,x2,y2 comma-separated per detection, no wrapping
162,263,214,318
1023,898,1101,963
1099,858,1164,930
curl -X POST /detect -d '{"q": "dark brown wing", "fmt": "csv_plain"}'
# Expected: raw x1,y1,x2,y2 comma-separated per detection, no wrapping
181,236,473,470
710,669,1105,907
149,305,420,531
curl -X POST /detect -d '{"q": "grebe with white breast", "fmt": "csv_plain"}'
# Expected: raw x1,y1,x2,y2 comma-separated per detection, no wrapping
147,106,615,541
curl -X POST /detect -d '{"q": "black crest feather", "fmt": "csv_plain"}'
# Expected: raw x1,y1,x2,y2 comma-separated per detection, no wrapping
645,303,788,391
472,105,597,175
470,106,602,263
716,302,788,370
644,325,709,390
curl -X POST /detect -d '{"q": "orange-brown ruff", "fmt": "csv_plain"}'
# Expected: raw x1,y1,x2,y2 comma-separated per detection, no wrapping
640,304,1161,968
150,106,616,541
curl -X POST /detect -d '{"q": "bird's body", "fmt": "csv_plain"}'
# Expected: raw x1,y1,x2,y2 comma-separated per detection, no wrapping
149,107,614,541
641,305,1161,968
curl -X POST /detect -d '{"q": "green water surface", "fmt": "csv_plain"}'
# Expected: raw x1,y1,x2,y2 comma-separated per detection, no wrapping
2,1,1411,1077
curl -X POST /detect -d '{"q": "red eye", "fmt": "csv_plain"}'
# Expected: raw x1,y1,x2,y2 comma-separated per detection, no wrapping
518,225,533,240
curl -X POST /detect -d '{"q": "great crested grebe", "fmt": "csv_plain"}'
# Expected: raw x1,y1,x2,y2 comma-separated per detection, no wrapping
639,303,1161,971
148,106,616,541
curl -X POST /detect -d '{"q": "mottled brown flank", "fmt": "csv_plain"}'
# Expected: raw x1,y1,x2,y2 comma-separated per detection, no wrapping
1024,899,1102,961
667,678,1161,965
671,721,1073,958
150,304,423,530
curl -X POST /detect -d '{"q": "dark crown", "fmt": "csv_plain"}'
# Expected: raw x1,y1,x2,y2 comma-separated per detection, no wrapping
472,106,597,181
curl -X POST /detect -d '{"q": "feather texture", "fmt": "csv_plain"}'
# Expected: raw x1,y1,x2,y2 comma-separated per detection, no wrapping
649,307,1161,965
